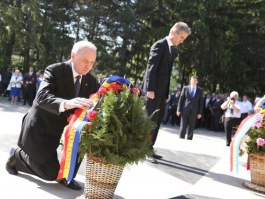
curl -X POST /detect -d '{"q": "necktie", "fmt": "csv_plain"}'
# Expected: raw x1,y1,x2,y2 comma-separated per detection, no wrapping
74,75,81,97
191,87,195,97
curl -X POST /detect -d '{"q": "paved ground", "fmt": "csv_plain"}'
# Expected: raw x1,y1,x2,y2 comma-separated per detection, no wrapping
1,96,265,199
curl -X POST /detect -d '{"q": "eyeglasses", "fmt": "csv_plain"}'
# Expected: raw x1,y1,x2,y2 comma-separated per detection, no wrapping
81,59,96,66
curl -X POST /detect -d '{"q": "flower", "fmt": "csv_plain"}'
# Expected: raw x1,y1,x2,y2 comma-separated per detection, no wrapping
86,110,97,120
256,137,265,147
78,76,156,166
130,87,141,96
240,114,265,155
97,87,108,95
254,121,263,128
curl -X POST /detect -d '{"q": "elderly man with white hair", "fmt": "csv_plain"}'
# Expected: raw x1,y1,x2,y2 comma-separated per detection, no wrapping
6,40,99,190
221,91,241,146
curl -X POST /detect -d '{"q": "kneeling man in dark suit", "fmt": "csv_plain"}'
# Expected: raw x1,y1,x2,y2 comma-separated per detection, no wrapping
6,40,99,190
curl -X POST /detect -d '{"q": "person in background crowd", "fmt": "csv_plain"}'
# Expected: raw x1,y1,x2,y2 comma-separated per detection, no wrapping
23,67,37,106
252,96,261,113
36,70,44,92
206,93,217,129
141,22,191,161
172,89,181,126
8,67,23,102
254,97,260,106
177,76,203,140
254,95,265,113
221,91,241,146
163,89,180,126
210,94,224,132
203,93,212,129
163,93,171,124
239,95,253,121
0,68,12,97
9,69,23,105
5,40,99,190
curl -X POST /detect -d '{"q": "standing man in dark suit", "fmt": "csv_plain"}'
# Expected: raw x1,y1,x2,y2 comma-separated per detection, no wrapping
23,67,37,106
177,76,203,140
5,40,99,190
210,95,224,132
0,67,12,96
142,22,191,160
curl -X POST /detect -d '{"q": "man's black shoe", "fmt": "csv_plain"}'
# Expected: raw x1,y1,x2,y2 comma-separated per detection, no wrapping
58,179,82,190
145,156,158,164
152,153,163,159
6,148,18,175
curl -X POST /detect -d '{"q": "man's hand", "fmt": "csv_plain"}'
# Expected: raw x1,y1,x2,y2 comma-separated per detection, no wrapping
197,114,202,119
64,97,94,110
146,91,155,99
176,111,181,117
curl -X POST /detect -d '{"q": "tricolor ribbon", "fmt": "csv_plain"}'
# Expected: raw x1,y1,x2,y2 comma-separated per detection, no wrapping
230,113,263,172
57,75,132,183
57,94,99,183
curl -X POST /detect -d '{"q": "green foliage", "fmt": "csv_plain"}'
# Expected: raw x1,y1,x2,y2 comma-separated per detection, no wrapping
78,89,156,166
1,1,265,96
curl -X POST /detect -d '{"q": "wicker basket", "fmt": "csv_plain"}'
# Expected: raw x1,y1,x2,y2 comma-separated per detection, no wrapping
249,153,265,187
84,155,124,199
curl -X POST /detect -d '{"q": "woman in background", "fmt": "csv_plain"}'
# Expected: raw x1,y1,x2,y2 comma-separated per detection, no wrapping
10,69,23,105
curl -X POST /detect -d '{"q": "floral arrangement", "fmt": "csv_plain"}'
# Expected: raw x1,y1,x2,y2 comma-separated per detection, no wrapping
78,76,156,166
240,114,265,155
231,112,265,171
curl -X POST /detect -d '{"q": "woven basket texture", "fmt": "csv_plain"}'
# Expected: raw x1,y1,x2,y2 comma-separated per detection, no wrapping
84,155,124,199
249,153,265,187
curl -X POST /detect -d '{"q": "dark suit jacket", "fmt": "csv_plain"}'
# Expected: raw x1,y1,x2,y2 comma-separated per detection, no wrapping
211,99,224,117
23,71,37,86
17,61,99,164
177,86,203,115
142,38,177,100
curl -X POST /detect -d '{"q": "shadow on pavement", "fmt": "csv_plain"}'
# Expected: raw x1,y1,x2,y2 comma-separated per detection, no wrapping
14,173,84,199
169,194,221,199
146,148,219,184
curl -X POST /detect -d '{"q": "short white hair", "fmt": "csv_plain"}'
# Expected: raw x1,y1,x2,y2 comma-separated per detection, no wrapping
71,40,97,54
230,91,239,98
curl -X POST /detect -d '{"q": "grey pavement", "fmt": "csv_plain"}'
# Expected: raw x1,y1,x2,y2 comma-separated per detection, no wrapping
1,96,265,199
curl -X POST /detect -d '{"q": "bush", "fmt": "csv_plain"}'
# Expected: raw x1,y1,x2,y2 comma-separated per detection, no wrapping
78,77,156,166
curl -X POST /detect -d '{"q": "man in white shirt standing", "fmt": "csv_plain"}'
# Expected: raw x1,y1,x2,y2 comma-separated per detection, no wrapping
221,91,241,146
239,95,253,121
